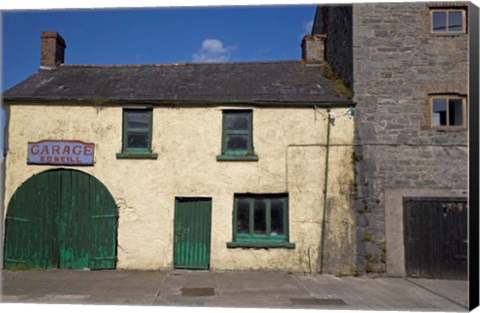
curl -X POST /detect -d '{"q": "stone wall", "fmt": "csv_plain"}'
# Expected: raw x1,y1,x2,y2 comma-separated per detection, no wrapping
302,34,326,64
324,5,353,90
352,2,469,273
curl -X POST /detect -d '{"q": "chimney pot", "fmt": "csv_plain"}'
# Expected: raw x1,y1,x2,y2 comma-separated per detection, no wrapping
41,31,66,67
301,34,326,65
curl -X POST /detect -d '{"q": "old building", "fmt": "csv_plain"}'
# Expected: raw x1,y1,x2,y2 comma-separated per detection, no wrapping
2,31,357,274
313,2,475,279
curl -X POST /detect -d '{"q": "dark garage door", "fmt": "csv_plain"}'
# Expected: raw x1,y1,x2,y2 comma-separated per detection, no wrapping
403,197,467,280
4,169,117,270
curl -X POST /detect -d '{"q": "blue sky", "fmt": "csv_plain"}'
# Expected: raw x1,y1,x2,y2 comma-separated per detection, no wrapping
2,6,316,90
0,4,317,160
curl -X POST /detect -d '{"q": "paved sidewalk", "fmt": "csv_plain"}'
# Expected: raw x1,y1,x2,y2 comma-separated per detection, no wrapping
0,269,470,311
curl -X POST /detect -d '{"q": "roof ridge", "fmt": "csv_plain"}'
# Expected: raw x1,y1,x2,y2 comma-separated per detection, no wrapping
58,60,301,69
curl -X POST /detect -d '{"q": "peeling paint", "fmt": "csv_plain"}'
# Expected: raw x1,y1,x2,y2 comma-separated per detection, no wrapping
5,104,355,273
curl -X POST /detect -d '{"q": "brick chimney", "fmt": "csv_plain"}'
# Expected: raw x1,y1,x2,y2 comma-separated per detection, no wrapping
301,34,326,65
41,31,66,67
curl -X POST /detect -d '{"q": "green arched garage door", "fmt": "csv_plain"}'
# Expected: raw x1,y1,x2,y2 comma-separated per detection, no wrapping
4,169,117,270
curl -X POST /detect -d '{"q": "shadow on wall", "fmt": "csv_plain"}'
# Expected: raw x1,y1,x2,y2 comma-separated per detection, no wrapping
321,147,357,276
1,108,5,162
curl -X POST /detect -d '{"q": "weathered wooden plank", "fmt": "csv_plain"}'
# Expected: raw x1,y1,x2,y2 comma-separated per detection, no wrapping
174,198,211,270
403,198,467,280
4,169,117,270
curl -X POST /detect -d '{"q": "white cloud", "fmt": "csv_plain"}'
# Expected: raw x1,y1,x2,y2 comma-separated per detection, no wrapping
254,48,270,58
304,20,314,35
298,20,314,40
192,39,235,63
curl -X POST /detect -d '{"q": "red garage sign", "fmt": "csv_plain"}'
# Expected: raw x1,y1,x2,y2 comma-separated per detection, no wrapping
27,140,94,166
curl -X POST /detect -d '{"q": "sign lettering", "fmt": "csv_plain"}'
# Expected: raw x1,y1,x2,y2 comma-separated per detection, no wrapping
27,140,95,166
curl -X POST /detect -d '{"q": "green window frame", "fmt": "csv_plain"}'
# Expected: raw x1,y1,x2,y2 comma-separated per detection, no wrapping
217,110,258,161
227,194,295,249
116,109,157,159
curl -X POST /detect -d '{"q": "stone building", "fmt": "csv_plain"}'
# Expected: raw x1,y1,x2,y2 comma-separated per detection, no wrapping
312,2,476,279
2,31,357,274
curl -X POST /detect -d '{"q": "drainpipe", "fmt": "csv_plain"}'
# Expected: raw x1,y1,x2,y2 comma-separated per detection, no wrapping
319,109,332,274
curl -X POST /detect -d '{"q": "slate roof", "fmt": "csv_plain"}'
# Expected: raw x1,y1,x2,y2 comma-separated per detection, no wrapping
3,61,351,105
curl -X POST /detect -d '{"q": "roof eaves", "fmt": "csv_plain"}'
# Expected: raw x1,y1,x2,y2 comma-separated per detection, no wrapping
3,97,356,108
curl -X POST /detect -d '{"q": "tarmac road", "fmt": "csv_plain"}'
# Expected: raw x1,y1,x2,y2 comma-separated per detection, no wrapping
0,269,470,311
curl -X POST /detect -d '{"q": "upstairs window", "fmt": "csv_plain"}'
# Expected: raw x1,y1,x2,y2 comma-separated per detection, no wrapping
217,110,258,161
431,9,466,34
431,96,466,129
117,108,157,159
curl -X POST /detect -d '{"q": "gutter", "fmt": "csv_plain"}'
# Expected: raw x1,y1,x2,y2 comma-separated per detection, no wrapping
319,109,332,274
2,98,356,109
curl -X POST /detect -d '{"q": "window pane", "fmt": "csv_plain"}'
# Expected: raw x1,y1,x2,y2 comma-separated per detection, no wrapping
448,11,463,31
226,135,249,151
127,111,151,129
432,99,447,126
127,132,149,149
271,199,284,235
449,99,463,126
236,198,250,234
226,113,249,131
432,11,447,32
253,199,266,234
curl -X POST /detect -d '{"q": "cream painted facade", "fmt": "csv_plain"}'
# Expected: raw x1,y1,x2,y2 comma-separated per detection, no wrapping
4,103,355,274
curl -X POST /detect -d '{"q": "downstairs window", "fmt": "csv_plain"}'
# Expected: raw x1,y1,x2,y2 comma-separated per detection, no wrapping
227,194,295,249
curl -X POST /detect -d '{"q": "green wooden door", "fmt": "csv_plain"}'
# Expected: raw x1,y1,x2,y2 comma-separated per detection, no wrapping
4,169,117,270
174,198,212,270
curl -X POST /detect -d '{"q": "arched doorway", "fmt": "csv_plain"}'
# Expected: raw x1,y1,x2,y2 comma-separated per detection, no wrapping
4,169,117,270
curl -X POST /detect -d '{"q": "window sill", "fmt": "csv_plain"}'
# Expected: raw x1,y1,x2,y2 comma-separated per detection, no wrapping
431,127,467,132
226,242,295,249
430,32,466,36
216,154,258,162
116,152,158,159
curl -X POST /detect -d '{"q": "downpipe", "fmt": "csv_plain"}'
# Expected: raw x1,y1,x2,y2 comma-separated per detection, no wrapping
319,109,332,274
